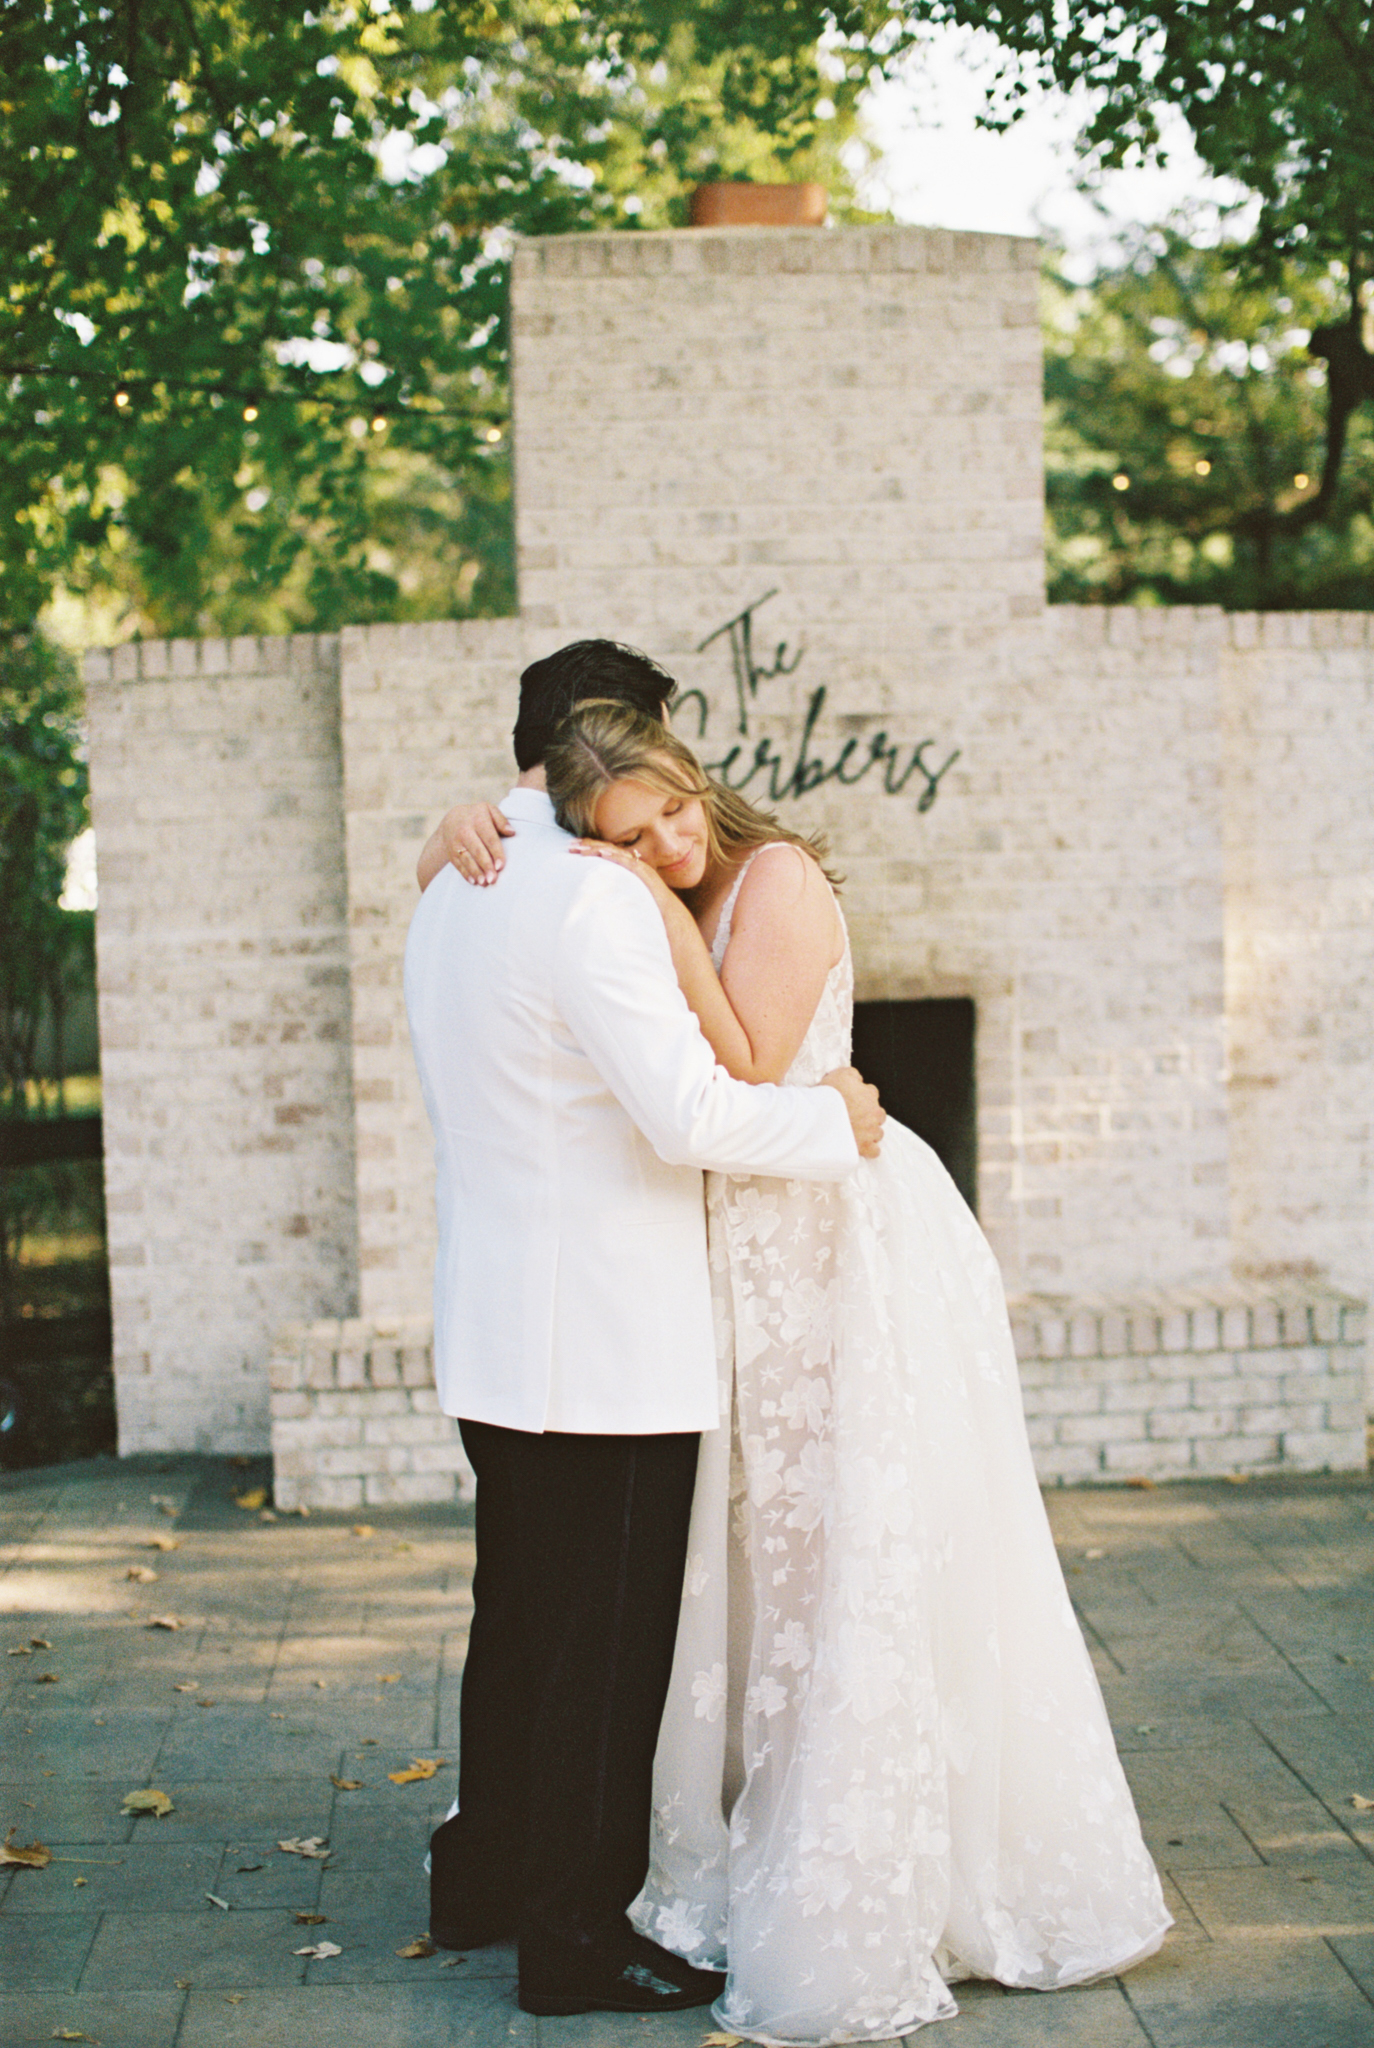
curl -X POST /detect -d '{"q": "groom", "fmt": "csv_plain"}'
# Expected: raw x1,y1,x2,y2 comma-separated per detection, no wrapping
405,639,882,2017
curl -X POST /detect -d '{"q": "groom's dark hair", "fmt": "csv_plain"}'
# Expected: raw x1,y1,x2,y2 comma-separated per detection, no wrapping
513,639,678,770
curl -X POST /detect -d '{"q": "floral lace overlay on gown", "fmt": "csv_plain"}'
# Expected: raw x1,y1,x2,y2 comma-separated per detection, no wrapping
631,846,1170,2044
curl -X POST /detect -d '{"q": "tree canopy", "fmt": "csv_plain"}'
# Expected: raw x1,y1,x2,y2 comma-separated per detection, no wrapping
6,2,1372,637
898,1,1374,550
1045,225,1374,607
0,635,88,1117
1,0,899,638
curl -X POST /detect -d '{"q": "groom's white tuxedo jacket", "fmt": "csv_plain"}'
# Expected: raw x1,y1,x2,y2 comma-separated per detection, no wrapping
404,788,858,1436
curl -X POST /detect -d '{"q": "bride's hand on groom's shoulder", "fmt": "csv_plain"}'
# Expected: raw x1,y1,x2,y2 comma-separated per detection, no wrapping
416,801,513,890
444,802,515,886
571,839,681,915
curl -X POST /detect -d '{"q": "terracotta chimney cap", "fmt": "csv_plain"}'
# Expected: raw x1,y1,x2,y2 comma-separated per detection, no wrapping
689,183,827,229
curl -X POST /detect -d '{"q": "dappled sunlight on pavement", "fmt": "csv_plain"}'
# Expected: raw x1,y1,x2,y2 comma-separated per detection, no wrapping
1,1455,1371,2047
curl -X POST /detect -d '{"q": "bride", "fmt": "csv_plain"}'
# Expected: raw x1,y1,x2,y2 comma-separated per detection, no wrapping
430,700,1170,2043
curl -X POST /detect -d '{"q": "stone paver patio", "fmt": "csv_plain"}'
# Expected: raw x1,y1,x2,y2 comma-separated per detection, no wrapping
2,1455,1372,2047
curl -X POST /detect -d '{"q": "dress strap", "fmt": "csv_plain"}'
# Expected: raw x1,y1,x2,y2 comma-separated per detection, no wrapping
710,842,805,971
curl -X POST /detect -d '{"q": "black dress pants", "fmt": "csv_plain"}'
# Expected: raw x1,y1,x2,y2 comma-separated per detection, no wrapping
432,1418,700,1979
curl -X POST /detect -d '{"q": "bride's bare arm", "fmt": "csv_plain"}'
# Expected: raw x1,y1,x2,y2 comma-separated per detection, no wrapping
574,842,842,1084
416,802,514,890
713,848,844,1081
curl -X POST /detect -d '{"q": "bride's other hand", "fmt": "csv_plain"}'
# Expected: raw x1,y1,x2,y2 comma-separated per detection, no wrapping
417,802,514,890
821,1066,886,1158
571,839,681,915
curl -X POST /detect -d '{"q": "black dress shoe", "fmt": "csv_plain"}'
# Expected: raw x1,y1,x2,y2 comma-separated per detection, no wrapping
519,1931,725,2017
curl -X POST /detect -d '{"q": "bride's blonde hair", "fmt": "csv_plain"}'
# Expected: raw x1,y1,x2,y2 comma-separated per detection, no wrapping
544,699,841,886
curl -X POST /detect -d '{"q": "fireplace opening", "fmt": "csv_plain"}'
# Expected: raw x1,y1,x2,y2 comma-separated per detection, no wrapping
850,998,977,1213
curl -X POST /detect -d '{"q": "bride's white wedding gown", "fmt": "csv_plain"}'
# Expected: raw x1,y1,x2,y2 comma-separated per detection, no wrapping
631,848,1171,2044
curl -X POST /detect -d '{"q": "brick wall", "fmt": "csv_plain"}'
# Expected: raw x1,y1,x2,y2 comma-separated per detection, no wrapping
85,633,359,1452
1013,1281,1366,1484
1221,615,1374,1396
269,1315,471,1510
509,226,1045,644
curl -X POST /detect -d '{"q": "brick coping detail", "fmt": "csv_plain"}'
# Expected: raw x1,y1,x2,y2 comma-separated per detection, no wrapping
269,1282,1367,1509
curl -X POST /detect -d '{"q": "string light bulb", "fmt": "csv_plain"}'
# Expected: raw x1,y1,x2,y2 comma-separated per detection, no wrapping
1294,472,1310,489
484,426,503,444
370,412,387,434
1111,472,1129,492
243,402,259,422
114,387,131,409
1194,458,1211,476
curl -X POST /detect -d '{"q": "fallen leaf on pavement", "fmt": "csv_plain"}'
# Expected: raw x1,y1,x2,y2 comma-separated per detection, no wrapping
396,1936,436,1959
277,1837,330,1860
147,1536,180,1552
172,1681,198,1693
35,1672,60,1683
234,1489,267,1511
31,1636,52,1649
702,2035,743,2046
294,1940,342,1959
1223,1472,1251,1484
206,1892,230,1911
146,1616,183,1632
260,1509,278,1522
350,1524,375,1539
377,1673,401,1685
236,1864,262,1873
225,1995,245,2005
51,2031,98,2043
330,1776,362,1792
196,1698,216,1708
1124,1476,1156,1491
388,1758,445,1785
121,1789,174,1818
174,1978,191,1990
1,1831,52,1868
1350,1793,1374,1811
8,1644,33,1657
126,1566,158,1583
292,1911,328,1925
313,1679,327,1690
1083,1547,1106,1560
